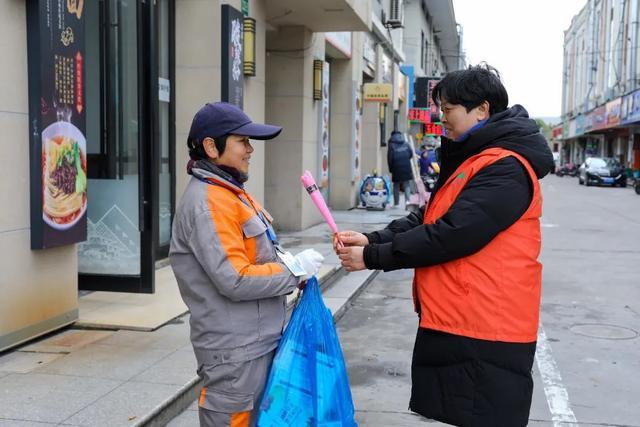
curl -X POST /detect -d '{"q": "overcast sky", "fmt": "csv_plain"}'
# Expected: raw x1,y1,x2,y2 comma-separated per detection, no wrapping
452,0,587,120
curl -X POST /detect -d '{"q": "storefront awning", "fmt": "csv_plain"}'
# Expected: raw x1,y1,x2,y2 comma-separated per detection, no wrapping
265,0,370,32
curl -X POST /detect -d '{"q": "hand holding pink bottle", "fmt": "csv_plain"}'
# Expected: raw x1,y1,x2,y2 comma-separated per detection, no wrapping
301,170,343,249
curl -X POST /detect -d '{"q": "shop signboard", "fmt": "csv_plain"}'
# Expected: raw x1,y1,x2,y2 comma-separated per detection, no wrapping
605,97,621,127
27,0,87,250
622,89,640,124
568,118,577,139
589,105,607,131
363,83,392,102
397,72,406,103
381,53,392,84
409,108,430,124
414,77,440,121
575,114,585,137
583,111,594,132
222,5,244,108
424,123,443,136
363,34,376,76
400,65,414,108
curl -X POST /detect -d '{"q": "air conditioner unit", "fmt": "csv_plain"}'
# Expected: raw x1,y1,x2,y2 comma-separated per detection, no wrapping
387,0,404,29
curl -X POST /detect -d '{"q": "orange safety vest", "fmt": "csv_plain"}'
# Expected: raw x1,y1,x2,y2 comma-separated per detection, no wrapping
414,147,542,343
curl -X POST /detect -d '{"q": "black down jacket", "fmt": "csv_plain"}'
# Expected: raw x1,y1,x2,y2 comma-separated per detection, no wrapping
387,132,414,182
364,105,554,427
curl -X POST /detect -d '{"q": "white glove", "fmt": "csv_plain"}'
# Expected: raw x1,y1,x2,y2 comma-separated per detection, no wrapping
294,249,324,280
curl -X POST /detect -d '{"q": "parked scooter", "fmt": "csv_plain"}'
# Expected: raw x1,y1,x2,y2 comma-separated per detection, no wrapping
634,177,640,195
556,162,578,177
421,162,440,192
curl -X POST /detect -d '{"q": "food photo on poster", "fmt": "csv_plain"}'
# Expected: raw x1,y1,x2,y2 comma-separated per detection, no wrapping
41,120,87,231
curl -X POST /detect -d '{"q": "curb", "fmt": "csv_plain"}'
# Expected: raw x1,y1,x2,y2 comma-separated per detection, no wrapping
135,266,378,426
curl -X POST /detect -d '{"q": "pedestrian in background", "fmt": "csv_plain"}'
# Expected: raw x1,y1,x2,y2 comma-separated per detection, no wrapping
335,64,554,426
387,130,414,207
170,102,324,427
418,145,438,176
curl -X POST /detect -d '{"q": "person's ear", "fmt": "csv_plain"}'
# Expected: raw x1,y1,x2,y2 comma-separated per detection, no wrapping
203,137,219,160
475,101,490,122
476,101,490,121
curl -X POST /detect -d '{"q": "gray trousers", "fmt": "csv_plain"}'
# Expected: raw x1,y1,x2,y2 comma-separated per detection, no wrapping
197,350,275,427
393,180,413,205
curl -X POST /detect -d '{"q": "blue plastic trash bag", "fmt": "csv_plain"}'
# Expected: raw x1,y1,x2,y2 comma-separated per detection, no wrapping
257,277,357,427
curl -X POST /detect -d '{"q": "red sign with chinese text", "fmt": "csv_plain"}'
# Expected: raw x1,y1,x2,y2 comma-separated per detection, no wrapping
409,108,430,124
425,123,443,136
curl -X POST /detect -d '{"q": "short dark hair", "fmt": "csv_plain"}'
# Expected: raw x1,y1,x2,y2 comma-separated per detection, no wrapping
188,134,229,160
431,63,508,115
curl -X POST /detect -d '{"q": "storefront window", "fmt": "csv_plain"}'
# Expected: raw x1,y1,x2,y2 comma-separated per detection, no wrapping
79,0,141,275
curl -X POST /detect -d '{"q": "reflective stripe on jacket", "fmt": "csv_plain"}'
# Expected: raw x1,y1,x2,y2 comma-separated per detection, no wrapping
169,167,298,367
414,147,542,342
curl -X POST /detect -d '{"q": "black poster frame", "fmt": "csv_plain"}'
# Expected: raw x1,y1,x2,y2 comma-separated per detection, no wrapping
27,0,88,250
221,5,244,108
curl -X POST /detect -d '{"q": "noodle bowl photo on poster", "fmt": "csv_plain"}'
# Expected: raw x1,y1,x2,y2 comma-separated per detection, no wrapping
41,121,87,230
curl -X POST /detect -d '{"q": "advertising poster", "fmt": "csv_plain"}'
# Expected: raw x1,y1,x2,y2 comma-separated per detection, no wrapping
27,0,87,250
352,84,362,183
318,62,330,198
222,5,244,108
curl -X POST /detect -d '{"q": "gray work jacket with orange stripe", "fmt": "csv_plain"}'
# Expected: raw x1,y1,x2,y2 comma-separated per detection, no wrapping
169,166,298,369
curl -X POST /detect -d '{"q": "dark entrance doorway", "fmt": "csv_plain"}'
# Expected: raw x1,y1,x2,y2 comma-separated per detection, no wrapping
79,0,175,293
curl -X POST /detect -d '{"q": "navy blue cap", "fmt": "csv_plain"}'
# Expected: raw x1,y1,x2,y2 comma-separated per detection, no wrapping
188,102,282,146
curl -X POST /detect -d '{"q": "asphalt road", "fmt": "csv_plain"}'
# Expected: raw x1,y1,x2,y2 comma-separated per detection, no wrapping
337,175,640,426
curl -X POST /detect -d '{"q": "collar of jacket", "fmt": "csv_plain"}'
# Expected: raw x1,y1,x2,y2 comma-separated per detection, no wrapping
455,119,488,142
191,167,244,194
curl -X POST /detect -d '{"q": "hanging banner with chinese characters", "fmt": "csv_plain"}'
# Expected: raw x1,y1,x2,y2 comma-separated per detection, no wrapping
222,5,244,108
352,84,362,182
317,62,330,198
27,0,87,250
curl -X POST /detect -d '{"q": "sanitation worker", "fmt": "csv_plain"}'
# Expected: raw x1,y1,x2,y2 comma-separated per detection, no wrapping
170,102,324,426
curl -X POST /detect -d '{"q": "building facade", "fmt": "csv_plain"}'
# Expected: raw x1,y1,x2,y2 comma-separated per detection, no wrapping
0,0,370,351
561,0,640,173
1,0,464,351
401,0,462,148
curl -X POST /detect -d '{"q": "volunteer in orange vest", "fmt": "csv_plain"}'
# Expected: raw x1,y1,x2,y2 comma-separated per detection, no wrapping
170,102,324,427
335,64,554,426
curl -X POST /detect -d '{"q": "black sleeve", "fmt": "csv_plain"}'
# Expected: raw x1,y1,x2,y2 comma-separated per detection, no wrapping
387,146,394,170
363,157,533,271
363,206,425,244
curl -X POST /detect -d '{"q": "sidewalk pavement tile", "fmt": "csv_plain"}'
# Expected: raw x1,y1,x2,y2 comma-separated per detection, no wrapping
94,320,191,351
322,270,372,299
131,348,197,386
34,344,174,381
0,351,62,374
166,407,198,427
0,421,59,426
355,411,442,425
76,266,187,331
20,330,114,354
63,381,180,426
0,373,120,424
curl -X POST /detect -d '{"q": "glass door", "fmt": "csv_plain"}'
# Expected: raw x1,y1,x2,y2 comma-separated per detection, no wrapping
156,0,174,259
79,0,169,293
